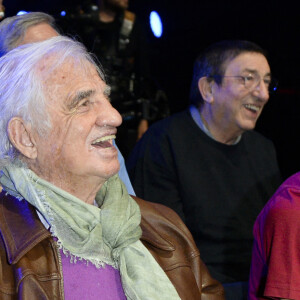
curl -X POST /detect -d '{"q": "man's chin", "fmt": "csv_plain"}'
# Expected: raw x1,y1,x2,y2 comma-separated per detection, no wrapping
241,121,257,132
102,162,121,179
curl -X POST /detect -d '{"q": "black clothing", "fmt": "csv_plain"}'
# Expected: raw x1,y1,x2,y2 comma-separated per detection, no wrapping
126,109,282,283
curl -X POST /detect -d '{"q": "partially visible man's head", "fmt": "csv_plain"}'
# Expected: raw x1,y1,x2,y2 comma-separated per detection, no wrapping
100,0,129,11
0,12,58,57
189,40,269,108
0,37,121,189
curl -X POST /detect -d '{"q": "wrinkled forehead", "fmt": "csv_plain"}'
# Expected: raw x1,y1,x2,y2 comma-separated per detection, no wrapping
36,54,101,80
36,55,104,95
36,56,106,100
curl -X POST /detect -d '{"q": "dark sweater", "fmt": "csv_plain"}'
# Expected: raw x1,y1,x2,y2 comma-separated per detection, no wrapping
127,109,282,283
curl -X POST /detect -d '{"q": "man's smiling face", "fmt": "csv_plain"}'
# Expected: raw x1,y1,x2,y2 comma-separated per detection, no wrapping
210,52,271,136
30,59,122,195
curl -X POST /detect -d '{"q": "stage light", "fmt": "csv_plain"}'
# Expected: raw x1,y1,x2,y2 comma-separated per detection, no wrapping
150,11,163,38
17,11,28,16
60,11,66,17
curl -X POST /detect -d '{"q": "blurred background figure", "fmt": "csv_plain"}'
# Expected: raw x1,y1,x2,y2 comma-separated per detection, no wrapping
0,0,4,20
59,0,169,159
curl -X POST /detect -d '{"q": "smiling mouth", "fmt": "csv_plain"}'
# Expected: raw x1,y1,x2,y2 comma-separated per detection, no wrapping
91,135,116,148
244,104,260,113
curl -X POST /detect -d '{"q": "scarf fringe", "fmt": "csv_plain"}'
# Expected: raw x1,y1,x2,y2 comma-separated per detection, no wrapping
35,188,113,269
54,238,109,269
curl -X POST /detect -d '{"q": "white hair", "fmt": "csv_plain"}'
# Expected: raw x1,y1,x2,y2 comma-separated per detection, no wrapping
0,36,105,168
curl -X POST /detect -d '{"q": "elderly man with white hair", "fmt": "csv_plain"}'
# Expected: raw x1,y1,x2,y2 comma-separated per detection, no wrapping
0,36,224,299
0,11,135,195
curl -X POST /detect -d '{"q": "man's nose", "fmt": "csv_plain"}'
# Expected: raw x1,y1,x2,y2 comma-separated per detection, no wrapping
253,80,269,102
96,100,123,127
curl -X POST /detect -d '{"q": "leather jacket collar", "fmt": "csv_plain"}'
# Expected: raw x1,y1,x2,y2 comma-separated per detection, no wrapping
0,191,174,265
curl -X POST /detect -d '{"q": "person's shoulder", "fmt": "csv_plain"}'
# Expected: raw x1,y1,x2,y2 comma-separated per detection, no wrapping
273,172,300,205
243,130,277,156
133,196,197,247
257,172,300,225
129,109,195,158
244,130,274,144
147,110,191,135
133,195,225,299
134,196,187,227
269,172,300,204
281,172,300,189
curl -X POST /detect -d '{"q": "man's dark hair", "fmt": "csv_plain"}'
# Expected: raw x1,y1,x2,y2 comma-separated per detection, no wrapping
189,40,268,107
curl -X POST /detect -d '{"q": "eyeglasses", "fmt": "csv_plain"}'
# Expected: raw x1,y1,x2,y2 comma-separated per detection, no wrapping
211,73,278,94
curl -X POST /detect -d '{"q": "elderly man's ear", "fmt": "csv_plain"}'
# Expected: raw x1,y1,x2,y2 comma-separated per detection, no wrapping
8,117,37,159
198,77,215,104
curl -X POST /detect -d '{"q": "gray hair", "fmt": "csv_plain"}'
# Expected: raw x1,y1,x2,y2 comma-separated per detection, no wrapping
0,12,57,57
0,36,105,168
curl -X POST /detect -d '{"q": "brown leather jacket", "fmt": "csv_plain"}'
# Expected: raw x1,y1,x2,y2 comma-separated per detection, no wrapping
0,190,224,299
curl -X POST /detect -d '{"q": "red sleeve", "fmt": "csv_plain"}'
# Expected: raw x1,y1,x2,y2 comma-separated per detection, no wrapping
252,185,300,299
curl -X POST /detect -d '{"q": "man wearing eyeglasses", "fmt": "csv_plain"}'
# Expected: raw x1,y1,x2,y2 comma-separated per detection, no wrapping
126,40,282,300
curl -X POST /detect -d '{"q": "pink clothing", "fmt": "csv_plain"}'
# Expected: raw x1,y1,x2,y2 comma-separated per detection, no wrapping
59,248,126,300
249,172,300,300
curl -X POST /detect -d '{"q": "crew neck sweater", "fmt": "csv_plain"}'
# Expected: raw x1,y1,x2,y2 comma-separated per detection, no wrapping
127,109,282,283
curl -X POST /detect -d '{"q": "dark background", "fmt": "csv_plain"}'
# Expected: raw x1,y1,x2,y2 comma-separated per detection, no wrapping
2,0,299,180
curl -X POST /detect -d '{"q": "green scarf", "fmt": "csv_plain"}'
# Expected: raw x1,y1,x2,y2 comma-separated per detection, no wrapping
0,165,180,300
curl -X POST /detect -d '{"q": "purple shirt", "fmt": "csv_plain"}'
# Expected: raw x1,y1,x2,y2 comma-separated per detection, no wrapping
59,248,127,300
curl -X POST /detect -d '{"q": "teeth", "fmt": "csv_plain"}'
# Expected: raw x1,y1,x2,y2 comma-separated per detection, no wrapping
244,104,260,112
92,135,116,144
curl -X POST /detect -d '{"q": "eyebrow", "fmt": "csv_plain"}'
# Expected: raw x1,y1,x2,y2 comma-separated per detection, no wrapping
67,89,95,110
